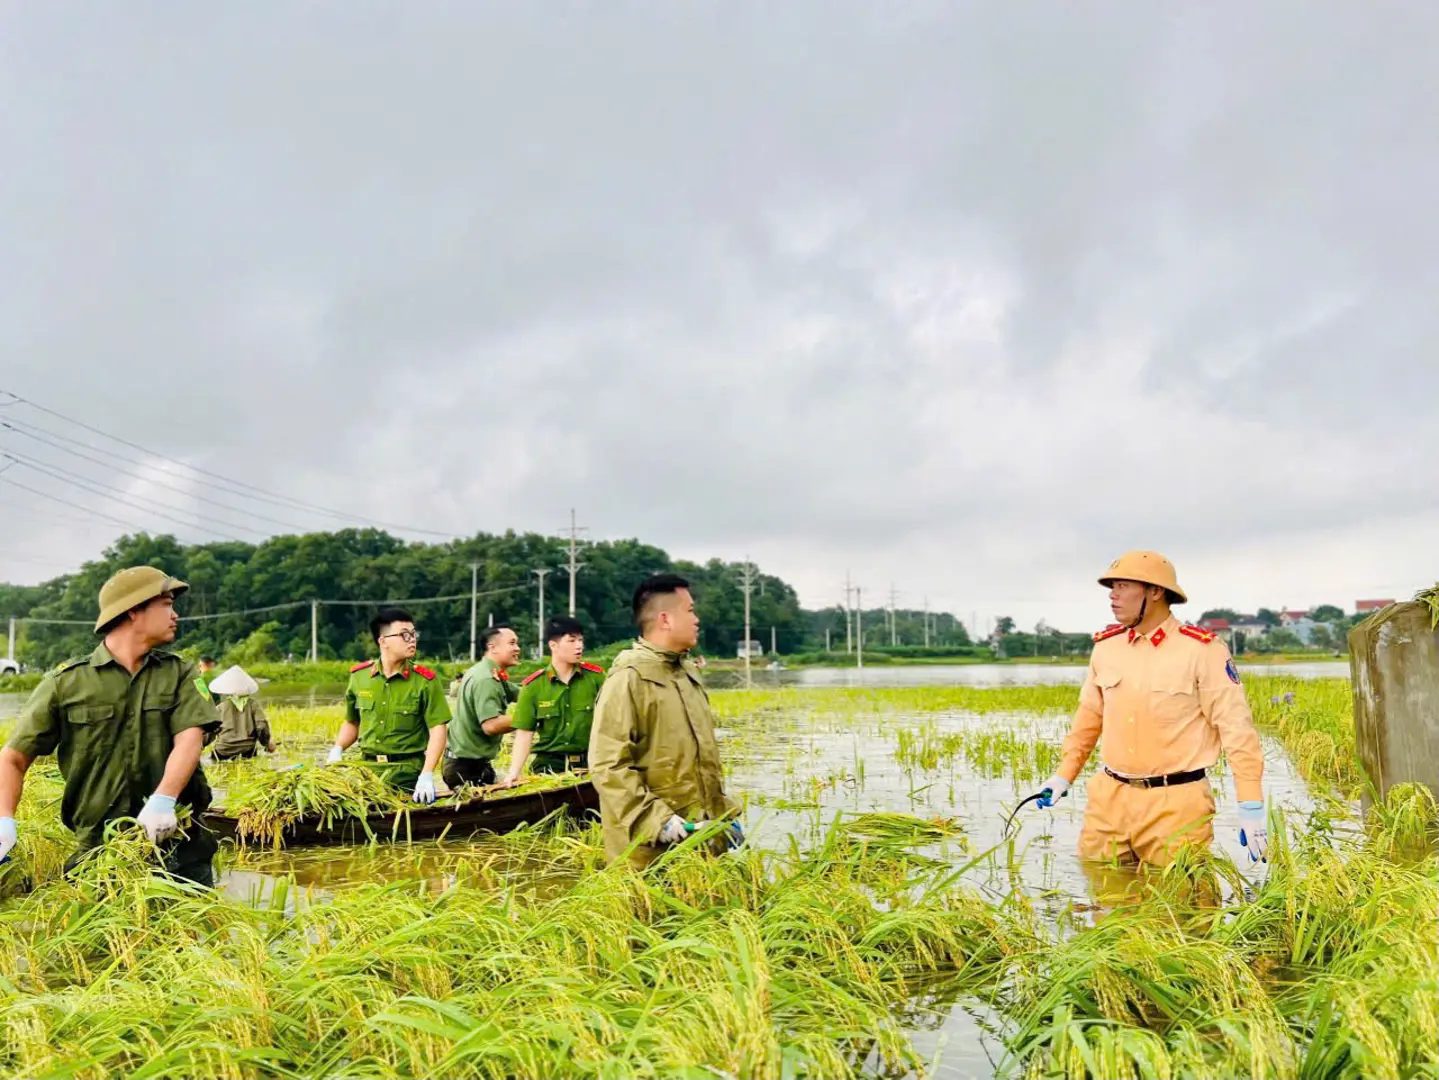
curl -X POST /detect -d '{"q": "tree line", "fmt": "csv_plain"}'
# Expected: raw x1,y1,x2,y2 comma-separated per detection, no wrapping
3,530,814,668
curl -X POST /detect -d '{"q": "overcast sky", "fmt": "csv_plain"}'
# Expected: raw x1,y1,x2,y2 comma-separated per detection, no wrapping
2,3,1436,634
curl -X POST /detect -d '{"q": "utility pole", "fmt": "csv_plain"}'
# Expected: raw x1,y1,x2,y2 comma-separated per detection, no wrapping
6,616,14,664
843,570,853,654
855,586,864,670
888,583,899,647
561,508,587,616
770,625,776,657
825,627,831,652
310,599,319,663
468,563,480,662
532,568,551,657
737,558,760,689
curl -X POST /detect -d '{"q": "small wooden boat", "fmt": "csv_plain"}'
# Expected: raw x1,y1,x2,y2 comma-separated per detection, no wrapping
203,779,600,848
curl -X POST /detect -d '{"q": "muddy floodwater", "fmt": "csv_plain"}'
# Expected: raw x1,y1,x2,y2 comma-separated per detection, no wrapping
203,674,1340,1078
0,665,1357,1078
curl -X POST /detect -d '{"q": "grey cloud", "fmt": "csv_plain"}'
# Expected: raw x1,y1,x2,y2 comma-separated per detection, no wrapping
1,3,1435,617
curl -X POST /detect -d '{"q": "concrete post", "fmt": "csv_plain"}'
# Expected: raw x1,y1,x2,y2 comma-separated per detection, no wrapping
1349,600,1439,802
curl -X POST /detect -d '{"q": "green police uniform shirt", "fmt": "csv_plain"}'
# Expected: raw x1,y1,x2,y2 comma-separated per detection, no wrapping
448,657,517,761
344,660,451,756
512,662,606,756
4,644,220,849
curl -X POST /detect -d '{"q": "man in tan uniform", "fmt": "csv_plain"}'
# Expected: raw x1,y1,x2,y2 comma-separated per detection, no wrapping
589,573,742,868
1031,551,1269,866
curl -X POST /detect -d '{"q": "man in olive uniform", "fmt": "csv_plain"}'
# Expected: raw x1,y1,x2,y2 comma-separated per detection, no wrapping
589,574,742,868
327,608,450,803
1029,551,1269,868
0,567,221,885
196,656,219,703
445,625,522,789
501,615,605,785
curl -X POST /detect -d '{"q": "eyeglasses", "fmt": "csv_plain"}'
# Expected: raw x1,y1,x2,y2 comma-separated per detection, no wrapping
382,630,419,643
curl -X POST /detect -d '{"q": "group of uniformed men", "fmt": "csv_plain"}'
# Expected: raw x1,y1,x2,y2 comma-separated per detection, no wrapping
0,550,1268,886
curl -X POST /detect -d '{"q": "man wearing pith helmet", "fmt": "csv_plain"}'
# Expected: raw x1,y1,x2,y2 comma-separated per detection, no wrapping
1029,551,1269,868
0,567,222,885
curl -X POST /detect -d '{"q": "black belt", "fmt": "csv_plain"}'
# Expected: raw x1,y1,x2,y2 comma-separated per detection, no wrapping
363,751,425,764
1104,765,1206,789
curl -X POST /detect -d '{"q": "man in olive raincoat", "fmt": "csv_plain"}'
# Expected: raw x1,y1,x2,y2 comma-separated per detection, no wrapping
589,573,742,868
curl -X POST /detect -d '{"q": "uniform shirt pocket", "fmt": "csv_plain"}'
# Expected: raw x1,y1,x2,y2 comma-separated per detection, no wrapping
62,704,117,757
1149,671,1199,724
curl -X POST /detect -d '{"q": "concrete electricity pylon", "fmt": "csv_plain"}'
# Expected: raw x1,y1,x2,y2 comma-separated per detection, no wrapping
531,568,552,658
737,558,761,689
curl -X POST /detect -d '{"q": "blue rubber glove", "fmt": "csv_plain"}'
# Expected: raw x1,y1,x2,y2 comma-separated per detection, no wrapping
1035,776,1070,809
725,820,746,850
1238,800,1268,863
412,771,437,804
137,793,179,842
0,817,16,864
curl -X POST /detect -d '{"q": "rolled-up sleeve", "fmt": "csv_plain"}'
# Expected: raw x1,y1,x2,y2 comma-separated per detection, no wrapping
5,675,62,759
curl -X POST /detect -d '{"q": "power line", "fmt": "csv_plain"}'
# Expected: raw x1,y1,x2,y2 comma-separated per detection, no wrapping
0,419,318,534
0,473,207,542
2,451,259,541
0,391,456,538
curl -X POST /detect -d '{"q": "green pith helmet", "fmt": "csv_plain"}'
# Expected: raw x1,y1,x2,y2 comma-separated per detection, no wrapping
94,566,189,632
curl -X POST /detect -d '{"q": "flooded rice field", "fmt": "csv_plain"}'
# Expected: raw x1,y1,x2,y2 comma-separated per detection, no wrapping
0,670,1434,1079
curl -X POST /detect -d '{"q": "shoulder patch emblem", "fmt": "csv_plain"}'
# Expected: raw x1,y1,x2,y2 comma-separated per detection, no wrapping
412,664,437,681
521,669,546,686
580,661,605,674
1179,624,1216,644
349,660,376,673
494,668,509,682
1225,657,1242,684
53,656,88,675
1093,624,1127,643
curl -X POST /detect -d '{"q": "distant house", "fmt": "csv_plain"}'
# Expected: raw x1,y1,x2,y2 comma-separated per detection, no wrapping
736,639,764,659
1278,615,1319,645
1355,599,1395,616
1230,619,1269,650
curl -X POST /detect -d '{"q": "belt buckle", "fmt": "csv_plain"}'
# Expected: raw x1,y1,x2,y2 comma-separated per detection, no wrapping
376,754,390,764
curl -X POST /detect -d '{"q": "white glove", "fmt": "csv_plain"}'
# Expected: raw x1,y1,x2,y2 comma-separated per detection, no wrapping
326,745,344,764
0,817,16,864
1239,801,1269,862
412,771,437,804
137,794,179,843
658,814,690,845
1035,775,1070,809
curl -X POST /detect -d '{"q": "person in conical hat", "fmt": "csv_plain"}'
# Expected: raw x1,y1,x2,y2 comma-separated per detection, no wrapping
209,665,276,761
1026,550,1269,871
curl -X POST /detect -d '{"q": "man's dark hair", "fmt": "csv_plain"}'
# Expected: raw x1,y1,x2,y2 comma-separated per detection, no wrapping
370,607,415,643
544,615,584,645
481,624,514,653
199,656,216,666
632,573,690,630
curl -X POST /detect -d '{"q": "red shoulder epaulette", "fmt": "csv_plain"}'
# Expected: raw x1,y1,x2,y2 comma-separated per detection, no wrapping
521,668,546,686
1179,624,1216,644
1093,624,1127,643
412,664,437,680
580,661,605,674
349,660,375,673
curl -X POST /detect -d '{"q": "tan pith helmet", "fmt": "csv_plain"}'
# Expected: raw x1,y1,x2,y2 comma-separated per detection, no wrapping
1098,550,1187,605
94,566,189,632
